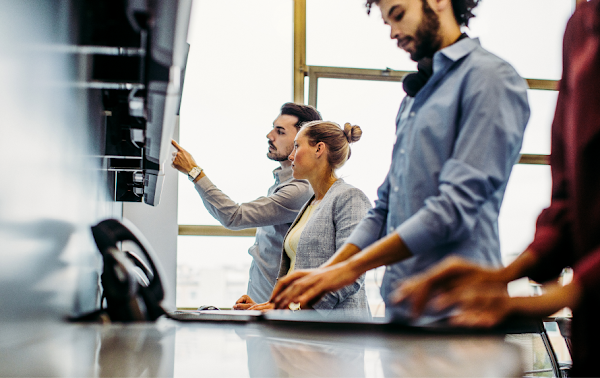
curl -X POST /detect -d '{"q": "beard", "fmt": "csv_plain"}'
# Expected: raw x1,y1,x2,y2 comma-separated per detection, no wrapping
409,0,442,61
267,143,293,162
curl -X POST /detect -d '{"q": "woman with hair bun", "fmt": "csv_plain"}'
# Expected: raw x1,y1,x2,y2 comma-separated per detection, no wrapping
234,121,372,318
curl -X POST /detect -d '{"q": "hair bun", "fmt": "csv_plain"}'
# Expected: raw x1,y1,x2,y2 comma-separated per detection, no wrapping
343,123,363,143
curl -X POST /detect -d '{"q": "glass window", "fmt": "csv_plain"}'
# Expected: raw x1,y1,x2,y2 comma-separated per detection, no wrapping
177,236,254,308
306,0,418,71
521,90,558,155
307,0,573,79
178,0,294,226
315,78,405,202
468,0,573,80
498,164,552,264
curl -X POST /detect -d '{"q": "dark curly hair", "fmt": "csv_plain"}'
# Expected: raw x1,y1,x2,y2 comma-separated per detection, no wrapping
366,0,481,27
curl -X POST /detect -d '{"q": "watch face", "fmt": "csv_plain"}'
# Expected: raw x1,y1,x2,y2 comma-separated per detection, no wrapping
188,167,201,181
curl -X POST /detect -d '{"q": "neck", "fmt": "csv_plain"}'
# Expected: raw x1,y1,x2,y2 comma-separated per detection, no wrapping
438,18,462,51
280,160,292,169
308,173,337,201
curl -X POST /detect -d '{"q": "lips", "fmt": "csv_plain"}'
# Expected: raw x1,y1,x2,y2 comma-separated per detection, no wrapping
398,38,412,50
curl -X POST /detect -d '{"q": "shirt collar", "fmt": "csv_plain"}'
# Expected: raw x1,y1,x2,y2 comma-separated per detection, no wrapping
273,164,293,184
434,37,480,70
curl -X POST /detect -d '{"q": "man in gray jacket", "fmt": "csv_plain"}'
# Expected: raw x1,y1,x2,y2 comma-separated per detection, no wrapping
171,103,321,303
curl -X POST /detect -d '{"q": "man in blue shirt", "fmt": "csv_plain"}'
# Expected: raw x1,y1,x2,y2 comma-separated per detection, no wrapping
271,0,530,321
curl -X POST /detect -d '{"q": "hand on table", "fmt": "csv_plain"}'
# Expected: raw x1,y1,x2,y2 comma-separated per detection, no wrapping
270,265,359,310
233,294,256,310
391,256,504,319
248,302,275,312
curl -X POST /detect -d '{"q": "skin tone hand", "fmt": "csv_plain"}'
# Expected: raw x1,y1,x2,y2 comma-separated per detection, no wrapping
392,251,541,318
247,302,276,312
441,280,582,328
390,256,508,318
233,294,256,310
272,233,412,310
392,252,583,327
171,140,205,181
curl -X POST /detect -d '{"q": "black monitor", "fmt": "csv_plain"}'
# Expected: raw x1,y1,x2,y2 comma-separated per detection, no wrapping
126,0,193,206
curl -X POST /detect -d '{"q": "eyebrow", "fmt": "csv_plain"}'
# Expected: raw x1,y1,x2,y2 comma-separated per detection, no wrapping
387,5,399,18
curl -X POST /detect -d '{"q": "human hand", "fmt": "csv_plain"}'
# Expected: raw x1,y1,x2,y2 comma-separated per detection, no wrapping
248,302,275,312
441,281,583,328
171,139,199,174
271,264,359,310
233,294,256,310
391,256,503,318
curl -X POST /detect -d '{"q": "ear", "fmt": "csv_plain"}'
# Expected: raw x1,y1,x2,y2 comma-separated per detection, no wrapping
315,142,326,158
429,0,450,13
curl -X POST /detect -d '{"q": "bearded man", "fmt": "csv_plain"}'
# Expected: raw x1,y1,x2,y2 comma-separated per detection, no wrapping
172,103,320,304
270,0,531,322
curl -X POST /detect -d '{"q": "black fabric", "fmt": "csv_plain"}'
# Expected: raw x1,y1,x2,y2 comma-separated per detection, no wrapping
403,33,469,97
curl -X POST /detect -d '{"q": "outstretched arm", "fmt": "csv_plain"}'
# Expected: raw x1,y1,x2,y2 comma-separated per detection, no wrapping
171,139,310,230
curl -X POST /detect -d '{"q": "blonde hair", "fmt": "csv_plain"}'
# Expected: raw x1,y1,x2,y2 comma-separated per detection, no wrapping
300,121,362,171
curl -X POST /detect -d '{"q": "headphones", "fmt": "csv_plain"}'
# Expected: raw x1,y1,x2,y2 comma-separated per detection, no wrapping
402,33,469,97
91,219,166,322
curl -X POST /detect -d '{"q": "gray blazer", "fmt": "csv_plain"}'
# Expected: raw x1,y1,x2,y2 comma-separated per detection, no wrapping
278,179,372,318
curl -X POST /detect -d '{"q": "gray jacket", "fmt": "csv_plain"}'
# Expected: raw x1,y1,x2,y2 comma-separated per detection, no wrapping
195,165,313,303
278,179,372,318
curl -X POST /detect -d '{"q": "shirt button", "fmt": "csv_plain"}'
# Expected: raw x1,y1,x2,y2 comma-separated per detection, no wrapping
388,226,394,233
386,266,392,272
409,112,416,117
393,186,399,192
400,149,405,154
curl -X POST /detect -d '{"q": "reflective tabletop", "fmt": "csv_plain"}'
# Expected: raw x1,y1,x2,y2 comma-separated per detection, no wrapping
0,318,523,377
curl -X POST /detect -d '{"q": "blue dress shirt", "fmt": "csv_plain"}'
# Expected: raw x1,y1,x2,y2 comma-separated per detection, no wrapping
345,38,530,321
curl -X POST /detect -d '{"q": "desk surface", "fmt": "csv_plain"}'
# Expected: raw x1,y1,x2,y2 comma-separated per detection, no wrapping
0,318,523,377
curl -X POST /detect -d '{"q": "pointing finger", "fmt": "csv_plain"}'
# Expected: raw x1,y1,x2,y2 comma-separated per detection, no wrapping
171,139,183,151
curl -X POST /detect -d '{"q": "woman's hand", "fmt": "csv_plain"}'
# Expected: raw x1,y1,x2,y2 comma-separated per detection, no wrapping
233,294,256,310
271,264,360,310
248,302,275,312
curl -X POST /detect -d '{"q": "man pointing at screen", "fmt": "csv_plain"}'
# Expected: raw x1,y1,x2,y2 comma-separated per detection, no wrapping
171,103,321,305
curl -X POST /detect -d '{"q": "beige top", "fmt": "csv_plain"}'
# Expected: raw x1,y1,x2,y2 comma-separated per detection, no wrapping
283,203,319,274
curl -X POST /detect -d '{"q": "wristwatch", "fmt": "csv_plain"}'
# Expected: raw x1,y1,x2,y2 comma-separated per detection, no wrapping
188,166,203,182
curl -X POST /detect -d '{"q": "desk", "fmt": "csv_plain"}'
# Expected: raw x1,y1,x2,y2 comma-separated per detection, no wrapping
0,318,523,377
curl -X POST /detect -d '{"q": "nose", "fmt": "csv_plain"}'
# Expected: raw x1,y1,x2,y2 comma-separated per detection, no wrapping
288,149,295,161
266,129,275,140
390,25,401,40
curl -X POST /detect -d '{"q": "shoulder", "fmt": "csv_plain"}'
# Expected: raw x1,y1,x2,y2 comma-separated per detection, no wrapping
462,44,525,87
328,181,371,207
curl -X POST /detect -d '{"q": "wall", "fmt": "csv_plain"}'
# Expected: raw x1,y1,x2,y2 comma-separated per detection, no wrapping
123,120,179,310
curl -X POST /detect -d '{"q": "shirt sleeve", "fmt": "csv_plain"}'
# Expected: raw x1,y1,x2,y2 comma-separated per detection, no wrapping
396,63,530,254
344,173,390,249
313,187,373,312
194,175,311,230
